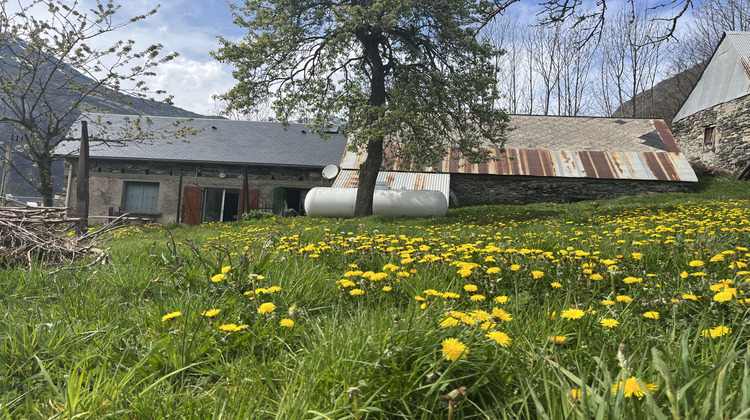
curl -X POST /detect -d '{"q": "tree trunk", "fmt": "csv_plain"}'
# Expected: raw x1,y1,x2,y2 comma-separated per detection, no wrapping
36,153,54,207
354,138,383,217
353,32,387,217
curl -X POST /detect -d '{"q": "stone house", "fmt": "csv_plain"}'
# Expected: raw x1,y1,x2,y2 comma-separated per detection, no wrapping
336,115,697,206
672,31,750,172
57,114,347,225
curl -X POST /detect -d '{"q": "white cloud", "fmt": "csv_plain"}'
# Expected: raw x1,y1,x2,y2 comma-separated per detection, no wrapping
145,57,235,115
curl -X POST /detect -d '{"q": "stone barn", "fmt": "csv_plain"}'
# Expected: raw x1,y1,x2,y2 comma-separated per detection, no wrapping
57,114,347,225
672,31,750,173
336,115,697,206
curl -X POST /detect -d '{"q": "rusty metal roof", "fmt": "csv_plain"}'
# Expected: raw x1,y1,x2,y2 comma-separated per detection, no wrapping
674,31,750,122
333,170,451,204
341,117,697,182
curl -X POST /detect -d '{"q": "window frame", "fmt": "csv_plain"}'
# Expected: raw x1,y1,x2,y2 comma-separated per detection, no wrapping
121,181,161,214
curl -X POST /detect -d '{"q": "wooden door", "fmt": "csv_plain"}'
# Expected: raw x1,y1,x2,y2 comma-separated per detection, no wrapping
183,186,203,226
238,188,259,215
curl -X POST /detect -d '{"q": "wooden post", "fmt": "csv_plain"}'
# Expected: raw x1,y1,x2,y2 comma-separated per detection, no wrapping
76,121,90,231
176,173,183,223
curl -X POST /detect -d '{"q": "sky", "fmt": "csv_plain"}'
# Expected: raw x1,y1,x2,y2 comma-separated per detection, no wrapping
6,0,248,116
9,0,698,117
104,0,246,115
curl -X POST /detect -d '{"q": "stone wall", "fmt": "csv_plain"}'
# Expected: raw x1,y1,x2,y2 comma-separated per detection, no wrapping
672,95,750,171
450,174,693,206
63,159,332,224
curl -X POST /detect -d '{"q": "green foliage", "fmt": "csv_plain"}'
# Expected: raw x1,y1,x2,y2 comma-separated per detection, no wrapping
213,0,509,215
241,209,275,221
2,182,750,417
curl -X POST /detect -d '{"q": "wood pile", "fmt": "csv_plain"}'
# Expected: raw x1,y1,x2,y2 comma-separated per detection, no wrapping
0,207,114,267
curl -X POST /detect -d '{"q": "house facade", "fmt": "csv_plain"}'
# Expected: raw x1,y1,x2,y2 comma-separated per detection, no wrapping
337,115,697,206
671,31,750,172
57,114,347,225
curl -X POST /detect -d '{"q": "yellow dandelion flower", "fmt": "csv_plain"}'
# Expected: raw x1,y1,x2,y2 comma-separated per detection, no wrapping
442,292,460,299
549,336,567,344
681,294,699,301
551,282,562,288
590,273,604,280
440,317,460,327
480,321,497,330
701,325,731,338
600,318,619,328
211,273,226,282
569,389,590,400
201,309,221,318
161,311,182,321
689,260,704,267
710,283,725,291
267,286,282,293
220,266,231,273
470,294,486,301
463,284,478,292
337,279,356,288
258,302,277,315
492,307,513,322
602,300,615,306
643,311,660,319
709,254,724,262
469,310,491,321
495,296,509,304
713,291,733,302
382,286,392,292
631,253,642,260
486,331,512,347
441,338,468,361
611,377,658,398
218,323,248,332
349,288,365,296
279,318,295,328
531,270,544,279
486,267,501,274
560,308,585,320
623,277,642,284
369,272,388,281
510,264,520,271
616,295,633,303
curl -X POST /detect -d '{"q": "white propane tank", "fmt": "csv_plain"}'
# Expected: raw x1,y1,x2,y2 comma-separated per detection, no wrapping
304,187,447,218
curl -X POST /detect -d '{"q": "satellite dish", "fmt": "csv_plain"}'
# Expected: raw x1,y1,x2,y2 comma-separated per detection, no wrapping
322,165,339,180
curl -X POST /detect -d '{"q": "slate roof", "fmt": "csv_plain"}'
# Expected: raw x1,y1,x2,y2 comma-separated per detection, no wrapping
340,115,698,182
673,31,750,122
56,114,348,168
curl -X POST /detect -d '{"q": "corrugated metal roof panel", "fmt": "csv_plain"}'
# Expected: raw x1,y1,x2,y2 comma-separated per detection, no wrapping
340,148,697,182
341,115,695,181
674,31,750,122
332,170,451,205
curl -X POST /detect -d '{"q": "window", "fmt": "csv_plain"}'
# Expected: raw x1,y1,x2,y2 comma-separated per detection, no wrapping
122,181,160,213
703,125,716,150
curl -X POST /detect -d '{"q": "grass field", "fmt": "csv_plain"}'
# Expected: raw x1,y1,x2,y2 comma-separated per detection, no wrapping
2,177,750,419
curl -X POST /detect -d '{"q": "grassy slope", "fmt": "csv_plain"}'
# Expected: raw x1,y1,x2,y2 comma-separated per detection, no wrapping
1,177,750,419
